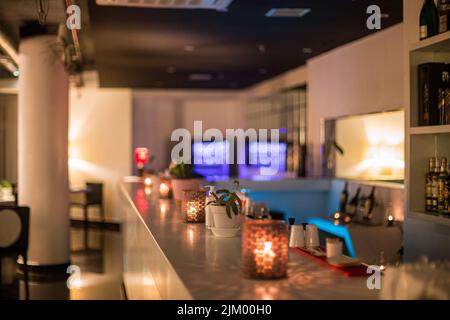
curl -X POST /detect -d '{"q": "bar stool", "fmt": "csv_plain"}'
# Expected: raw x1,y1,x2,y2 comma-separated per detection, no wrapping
70,182,104,223
0,206,30,299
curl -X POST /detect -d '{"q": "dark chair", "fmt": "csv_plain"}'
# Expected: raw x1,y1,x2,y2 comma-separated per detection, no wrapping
70,182,104,223
0,206,30,299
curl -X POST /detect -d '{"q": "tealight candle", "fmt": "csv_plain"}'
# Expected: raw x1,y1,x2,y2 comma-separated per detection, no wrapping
144,177,153,187
182,190,206,223
159,181,171,198
242,219,288,279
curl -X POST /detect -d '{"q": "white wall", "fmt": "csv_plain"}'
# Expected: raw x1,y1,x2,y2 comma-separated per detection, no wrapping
69,84,132,222
307,24,404,176
132,90,243,172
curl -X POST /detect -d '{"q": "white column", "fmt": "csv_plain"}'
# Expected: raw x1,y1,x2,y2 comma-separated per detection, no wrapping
18,35,70,266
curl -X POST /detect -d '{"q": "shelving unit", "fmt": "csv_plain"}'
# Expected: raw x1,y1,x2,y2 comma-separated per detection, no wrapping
406,31,450,227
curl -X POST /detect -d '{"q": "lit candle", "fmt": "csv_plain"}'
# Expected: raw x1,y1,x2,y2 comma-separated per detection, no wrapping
182,190,206,223
242,219,288,279
186,202,198,221
159,182,170,198
144,177,153,186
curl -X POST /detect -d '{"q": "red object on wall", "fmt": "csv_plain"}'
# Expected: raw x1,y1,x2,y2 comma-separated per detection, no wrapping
134,147,149,169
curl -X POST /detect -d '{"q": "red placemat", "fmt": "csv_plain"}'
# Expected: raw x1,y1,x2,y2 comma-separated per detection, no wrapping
291,247,368,277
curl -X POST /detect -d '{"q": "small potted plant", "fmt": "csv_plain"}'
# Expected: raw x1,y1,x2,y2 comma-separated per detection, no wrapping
207,189,243,229
169,162,203,202
0,180,14,202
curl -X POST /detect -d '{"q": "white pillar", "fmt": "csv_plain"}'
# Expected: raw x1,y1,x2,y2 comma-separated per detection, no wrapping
18,35,70,266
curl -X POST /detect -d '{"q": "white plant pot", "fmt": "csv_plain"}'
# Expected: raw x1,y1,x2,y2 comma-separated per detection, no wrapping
210,205,241,229
171,178,203,201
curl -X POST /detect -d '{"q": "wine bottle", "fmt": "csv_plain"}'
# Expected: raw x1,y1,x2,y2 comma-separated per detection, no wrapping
364,187,376,220
339,182,349,213
446,163,450,215
432,157,441,212
438,71,449,125
420,0,439,40
438,157,448,212
426,157,436,212
439,0,450,33
346,187,361,217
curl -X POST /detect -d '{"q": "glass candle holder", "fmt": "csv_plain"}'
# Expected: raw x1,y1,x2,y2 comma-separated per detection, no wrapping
182,190,206,223
159,179,172,198
242,219,289,279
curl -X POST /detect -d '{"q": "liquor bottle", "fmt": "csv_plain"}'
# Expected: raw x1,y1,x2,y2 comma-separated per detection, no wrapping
439,0,450,33
346,187,361,217
363,187,376,220
438,157,448,212
446,65,450,125
432,157,441,212
418,63,446,126
438,71,449,125
446,163,450,215
339,182,349,213
421,0,439,40
426,157,436,212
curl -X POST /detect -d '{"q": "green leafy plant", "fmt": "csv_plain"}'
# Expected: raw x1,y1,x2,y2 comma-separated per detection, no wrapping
0,180,12,188
169,162,194,179
207,189,243,219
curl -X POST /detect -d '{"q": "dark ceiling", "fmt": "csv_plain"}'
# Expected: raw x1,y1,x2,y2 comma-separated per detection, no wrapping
0,0,403,89
89,0,403,89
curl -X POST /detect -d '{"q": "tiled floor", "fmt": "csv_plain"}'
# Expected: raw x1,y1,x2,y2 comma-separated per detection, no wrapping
0,226,125,300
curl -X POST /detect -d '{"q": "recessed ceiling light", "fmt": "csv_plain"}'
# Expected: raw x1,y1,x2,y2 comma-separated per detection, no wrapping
302,47,313,54
184,45,195,52
189,73,212,81
265,8,311,18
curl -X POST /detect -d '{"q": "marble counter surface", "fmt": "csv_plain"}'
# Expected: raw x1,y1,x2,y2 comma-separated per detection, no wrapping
121,181,379,300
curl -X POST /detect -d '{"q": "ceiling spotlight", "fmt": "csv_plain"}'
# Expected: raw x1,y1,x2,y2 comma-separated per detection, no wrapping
189,73,212,81
167,66,176,74
302,47,313,54
266,8,311,18
184,45,195,52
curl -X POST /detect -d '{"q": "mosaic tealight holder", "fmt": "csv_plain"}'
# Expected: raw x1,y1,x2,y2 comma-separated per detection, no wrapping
182,190,206,223
242,219,289,279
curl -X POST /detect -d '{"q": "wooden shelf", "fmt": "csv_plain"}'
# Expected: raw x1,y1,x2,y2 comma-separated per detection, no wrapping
410,31,450,52
409,125,450,135
409,211,450,227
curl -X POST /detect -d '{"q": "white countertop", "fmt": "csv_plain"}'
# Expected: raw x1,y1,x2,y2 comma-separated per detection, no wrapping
121,181,379,300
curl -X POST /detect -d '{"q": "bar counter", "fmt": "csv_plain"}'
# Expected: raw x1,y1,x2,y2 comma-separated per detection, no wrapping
120,181,379,300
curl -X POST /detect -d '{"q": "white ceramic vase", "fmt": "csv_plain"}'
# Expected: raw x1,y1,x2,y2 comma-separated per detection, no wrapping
210,205,241,229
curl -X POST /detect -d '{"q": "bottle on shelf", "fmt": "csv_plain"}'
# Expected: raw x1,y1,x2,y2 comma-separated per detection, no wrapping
364,187,376,220
346,187,361,218
438,157,448,212
418,63,446,126
420,0,440,40
439,0,450,33
339,182,349,214
438,71,449,125
426,157,436,212
431,157,441,212
446,163,450,215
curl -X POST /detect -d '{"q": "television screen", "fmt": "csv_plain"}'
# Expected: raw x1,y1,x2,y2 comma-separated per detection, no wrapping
192,141,230,181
